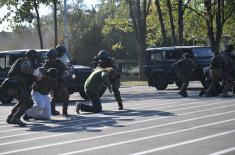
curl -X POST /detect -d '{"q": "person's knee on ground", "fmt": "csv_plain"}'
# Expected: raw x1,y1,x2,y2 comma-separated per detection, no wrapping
93,105,102,113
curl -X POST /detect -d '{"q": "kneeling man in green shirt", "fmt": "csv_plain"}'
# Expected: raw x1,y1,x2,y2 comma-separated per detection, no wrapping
76,67,117,113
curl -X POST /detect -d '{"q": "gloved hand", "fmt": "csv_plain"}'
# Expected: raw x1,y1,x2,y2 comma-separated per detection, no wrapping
33,69,43,80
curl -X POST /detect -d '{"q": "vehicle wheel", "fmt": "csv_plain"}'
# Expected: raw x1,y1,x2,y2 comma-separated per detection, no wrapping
175,80,182,89
154,81,168,90
0,96,13,104
79,90,88,100
153,73,168,90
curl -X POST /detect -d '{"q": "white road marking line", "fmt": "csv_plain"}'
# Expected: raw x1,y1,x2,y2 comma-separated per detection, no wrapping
0,100,231,140
130,131,235,155
0,98,219,133
0,99,184,127
0,108,235,154
58,119,235,155
208,147,235,155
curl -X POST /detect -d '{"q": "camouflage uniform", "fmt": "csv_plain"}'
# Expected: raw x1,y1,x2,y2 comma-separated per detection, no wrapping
76,68,112,113
172,54,197,97
1,50,42,126
43,50,70,117
206,53,234,97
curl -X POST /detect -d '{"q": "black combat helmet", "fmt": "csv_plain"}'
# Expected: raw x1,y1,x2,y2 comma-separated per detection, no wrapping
25,49,39,62
98,50,109,61
56,45,67,57
47,48,58,59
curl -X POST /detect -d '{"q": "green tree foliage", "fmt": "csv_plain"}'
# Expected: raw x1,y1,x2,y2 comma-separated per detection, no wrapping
0,0,51,49
1,0,235,70
102,0,137,60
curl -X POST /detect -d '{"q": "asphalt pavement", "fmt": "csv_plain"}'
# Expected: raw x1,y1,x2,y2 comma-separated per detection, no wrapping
0,82,235,155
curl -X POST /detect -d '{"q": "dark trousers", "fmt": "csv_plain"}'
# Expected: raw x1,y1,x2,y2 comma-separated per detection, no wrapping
81,89,102,113
111,78,123,109
51,82,70,114
7,80,34,119
177,72,190,93
206,68,233,97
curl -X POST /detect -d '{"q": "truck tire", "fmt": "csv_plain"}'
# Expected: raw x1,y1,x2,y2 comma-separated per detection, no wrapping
154,81,168,90
153,73,168,90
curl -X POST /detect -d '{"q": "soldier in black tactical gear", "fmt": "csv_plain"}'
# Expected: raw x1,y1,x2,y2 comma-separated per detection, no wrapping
43,48,70,117
172,52,197,97
221,46,235,97
206,50,234,97
96,50,123,110
2,49,42,127
224,44,235,94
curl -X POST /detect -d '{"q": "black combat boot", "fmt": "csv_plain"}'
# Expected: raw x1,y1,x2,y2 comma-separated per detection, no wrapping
62,102,69,117
6,102,21,124
62,107,69,118
118,100,123,110
10,100,33,127
179,90,188,97
6,113,14,124
76,102,82,114
51,102,60,115
10,117,26,127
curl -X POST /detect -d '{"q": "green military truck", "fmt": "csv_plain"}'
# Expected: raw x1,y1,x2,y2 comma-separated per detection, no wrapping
144,46,213,90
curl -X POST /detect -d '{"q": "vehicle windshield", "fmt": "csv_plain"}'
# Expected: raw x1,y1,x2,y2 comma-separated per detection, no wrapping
192,48,213,57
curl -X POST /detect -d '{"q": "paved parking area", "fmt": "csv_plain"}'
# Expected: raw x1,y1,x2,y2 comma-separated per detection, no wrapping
0,83,235,155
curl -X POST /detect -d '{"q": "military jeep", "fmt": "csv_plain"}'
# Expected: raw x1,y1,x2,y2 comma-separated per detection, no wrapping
144,46,213,90
0,49,92,104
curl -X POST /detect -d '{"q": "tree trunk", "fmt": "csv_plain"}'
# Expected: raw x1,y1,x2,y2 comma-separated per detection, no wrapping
155,0,167,46
33,0,43,49
178,0,184,45
127,0,150,80
166,0,177,45
215,0,223,53
53,0,58,47
204,0,218,53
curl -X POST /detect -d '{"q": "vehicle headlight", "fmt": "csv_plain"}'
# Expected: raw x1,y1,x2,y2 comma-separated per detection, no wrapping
72,74,76,79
